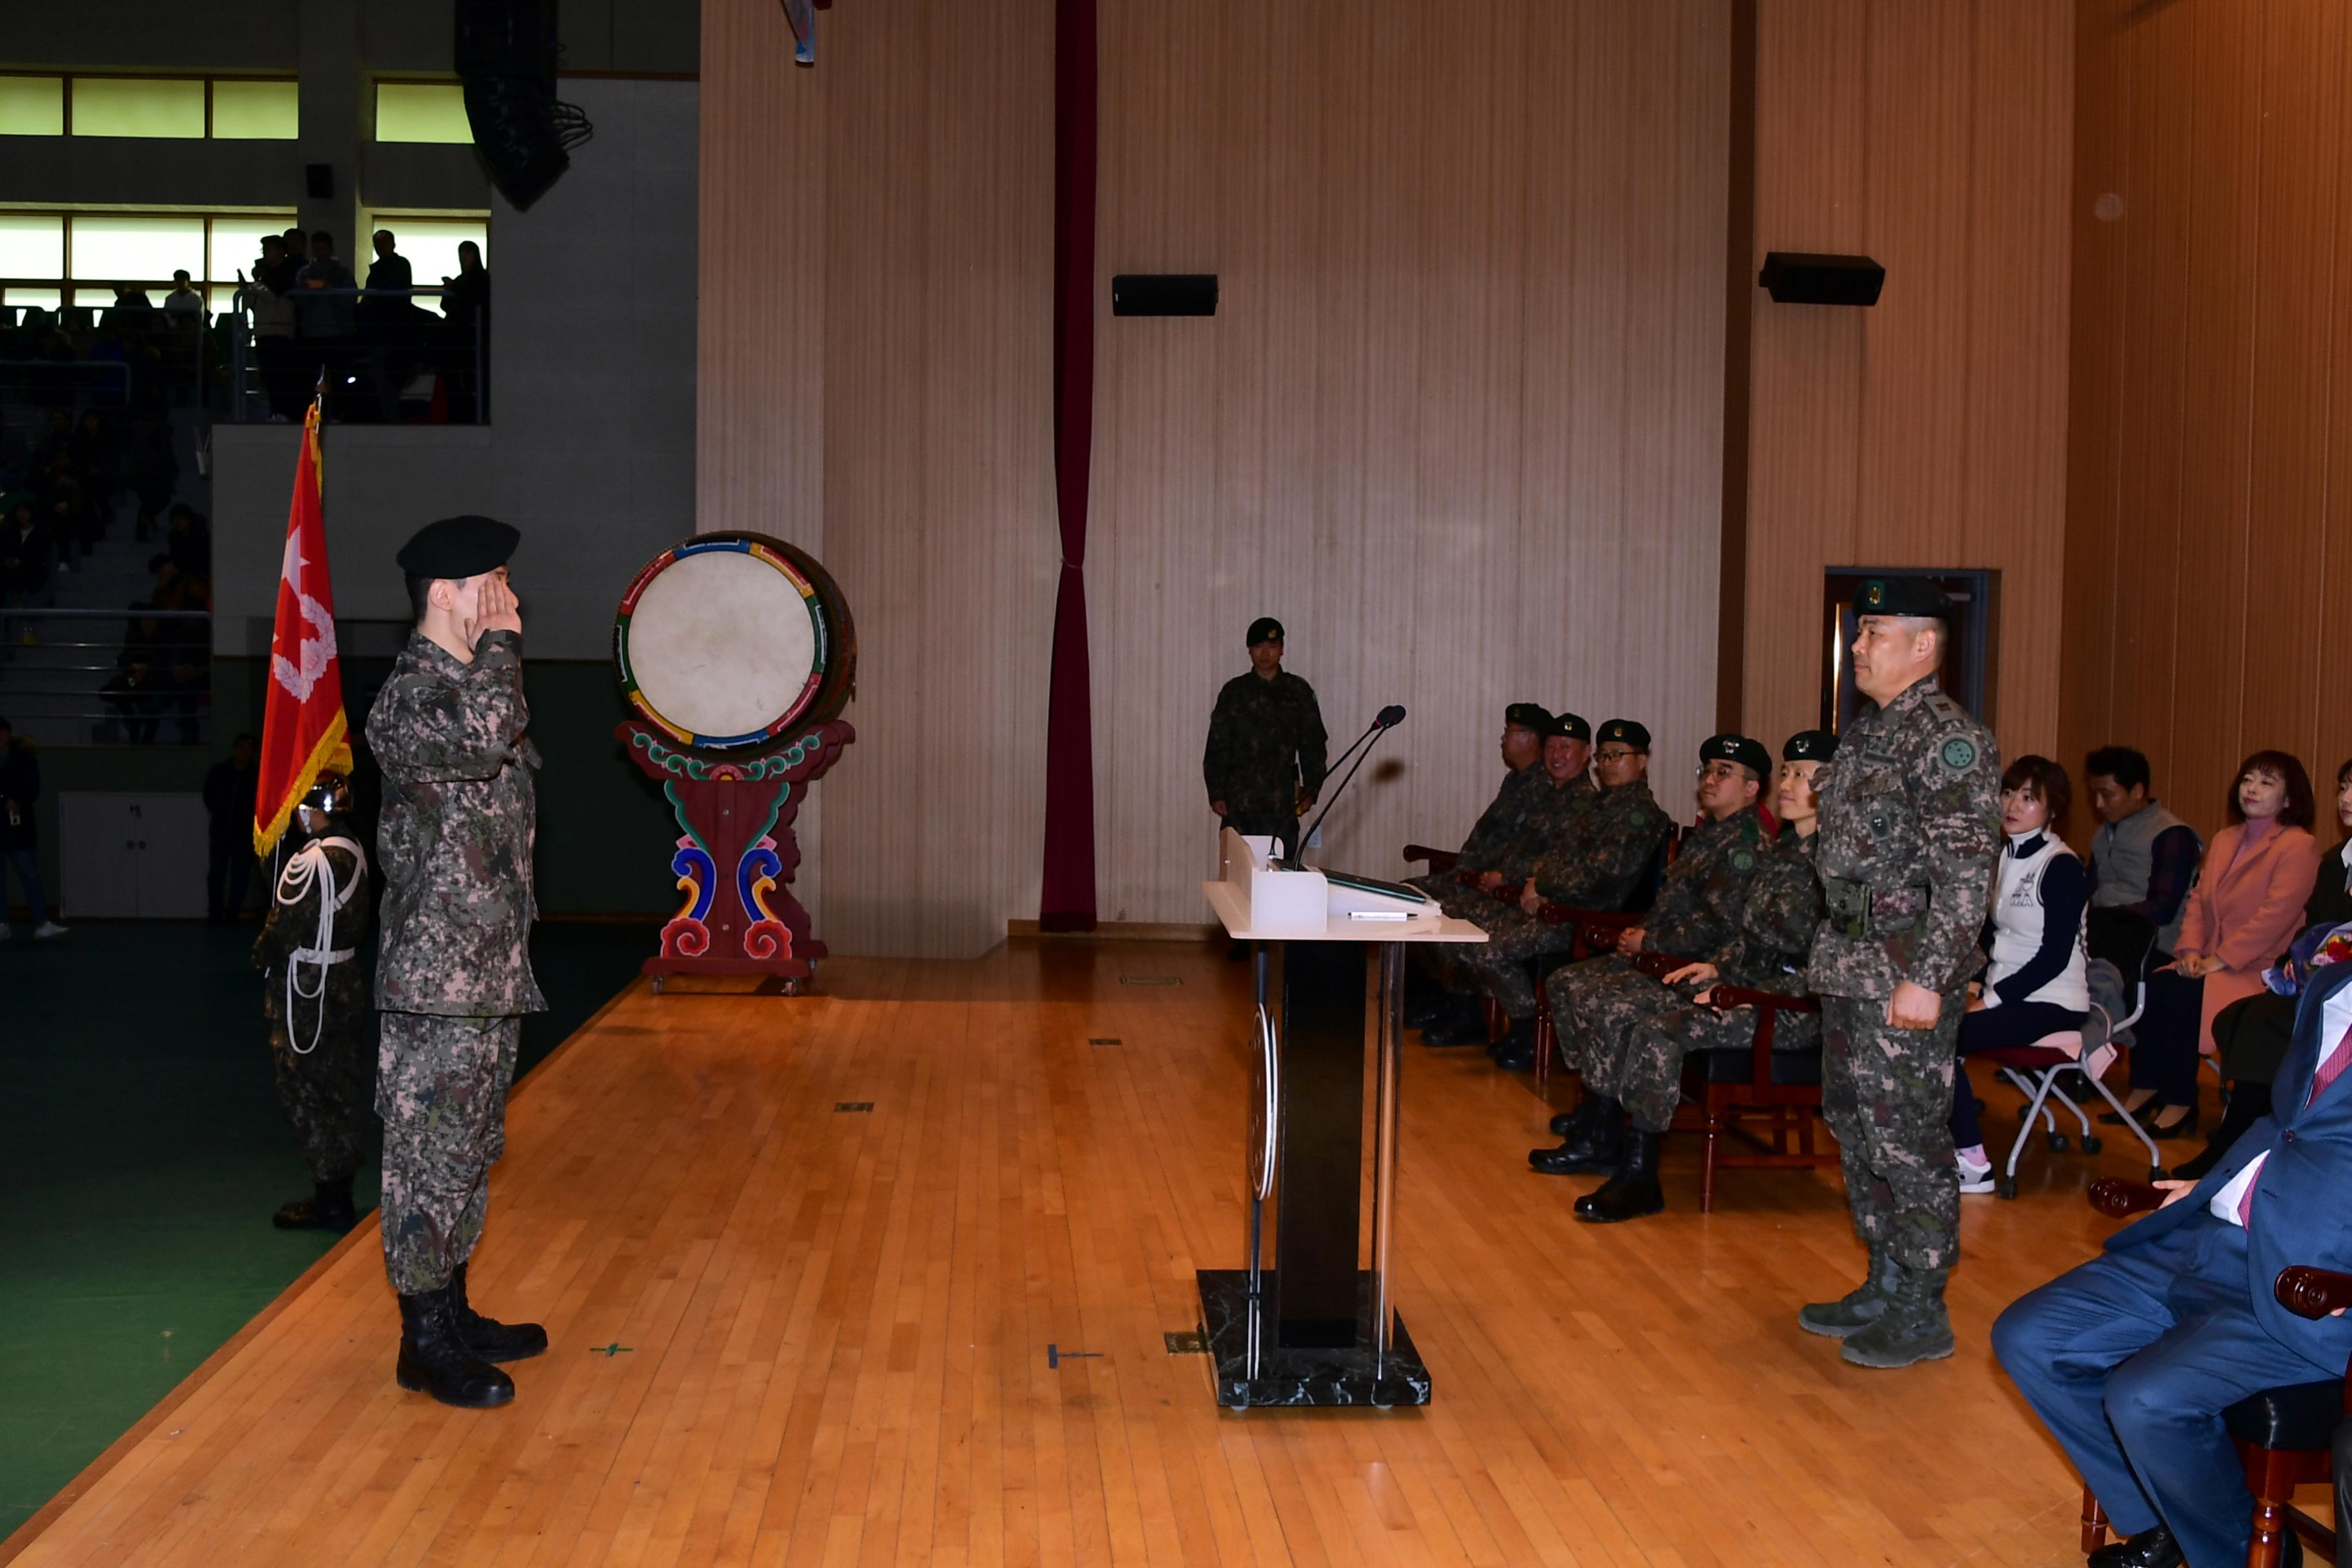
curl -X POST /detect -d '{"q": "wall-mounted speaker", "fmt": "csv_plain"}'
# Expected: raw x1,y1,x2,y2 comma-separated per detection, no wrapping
1758,251,1885,307
304,162,335,200
1112,275,1218,317
455,0,585,211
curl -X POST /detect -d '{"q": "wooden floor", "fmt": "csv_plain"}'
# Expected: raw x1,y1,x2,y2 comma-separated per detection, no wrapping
0,939,2280,1567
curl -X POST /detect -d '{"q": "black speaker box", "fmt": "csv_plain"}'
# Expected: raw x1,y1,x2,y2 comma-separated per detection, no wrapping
462,75,570,211
456,0,559,93
304,162,335,199
1112,275,1218,317
1758,251,1885,307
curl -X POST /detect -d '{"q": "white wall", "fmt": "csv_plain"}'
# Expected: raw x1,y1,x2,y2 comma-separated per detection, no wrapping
214,77,700,660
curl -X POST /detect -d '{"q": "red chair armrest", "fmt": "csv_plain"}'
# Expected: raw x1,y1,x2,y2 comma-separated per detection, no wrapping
2088,1179,2165,1218
1698,986,1818,1083
1403,845,1459,874
2275,1266,2352,1320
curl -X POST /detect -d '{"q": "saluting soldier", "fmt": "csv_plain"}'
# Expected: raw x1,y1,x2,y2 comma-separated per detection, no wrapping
253,770,373,1233
1423,720,1671,1068
370,514,549,1409
1554,730,1834,1222
1799,578,2001,1370
1202,616,1328,862
1529,732,1775,1174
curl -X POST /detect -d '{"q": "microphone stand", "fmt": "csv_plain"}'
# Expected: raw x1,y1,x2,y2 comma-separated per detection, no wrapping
1284,722,1397,870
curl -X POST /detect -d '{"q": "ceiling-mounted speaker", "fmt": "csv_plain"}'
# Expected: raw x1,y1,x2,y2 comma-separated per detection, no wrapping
1758,251,1886,307
1112,274,1218,317
456,0,559,92
455,0,585,211
304,162,335,199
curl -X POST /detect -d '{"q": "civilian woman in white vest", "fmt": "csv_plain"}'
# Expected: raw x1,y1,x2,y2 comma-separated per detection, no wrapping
2112,750,2322,1140
1951,757,2090,1193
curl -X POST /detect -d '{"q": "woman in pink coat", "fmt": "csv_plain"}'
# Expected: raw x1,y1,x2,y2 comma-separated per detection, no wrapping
2112,750,2321,1138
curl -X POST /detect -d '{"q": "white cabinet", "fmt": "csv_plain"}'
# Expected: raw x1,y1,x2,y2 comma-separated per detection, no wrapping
59,792,210,919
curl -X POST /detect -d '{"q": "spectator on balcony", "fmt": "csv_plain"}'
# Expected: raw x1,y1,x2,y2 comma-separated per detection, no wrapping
166,502,210,584
250,234,304,420
440,241,490,422
128,421,177,544
164,270,204,320
2,497,53,624
364,229,413,300
0,716,67,939
296,232,358,412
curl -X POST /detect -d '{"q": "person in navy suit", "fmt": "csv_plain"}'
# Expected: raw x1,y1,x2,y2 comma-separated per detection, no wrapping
1993,957,2352,1568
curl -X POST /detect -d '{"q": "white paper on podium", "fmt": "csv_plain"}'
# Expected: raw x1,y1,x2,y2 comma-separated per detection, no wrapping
1206,828,1487,944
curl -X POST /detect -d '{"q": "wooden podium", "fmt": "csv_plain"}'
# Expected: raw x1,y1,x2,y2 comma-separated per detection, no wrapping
1200,832,1485,1407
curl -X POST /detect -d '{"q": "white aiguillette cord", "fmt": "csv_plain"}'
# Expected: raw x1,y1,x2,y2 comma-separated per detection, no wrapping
277,834,366,1055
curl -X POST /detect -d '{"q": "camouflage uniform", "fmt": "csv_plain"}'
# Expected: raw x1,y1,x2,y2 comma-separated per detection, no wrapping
1807,674,1999,1273
1407,769,1596,920
1202,669,1328,845
1547,805,1772,1075
368,628,545,1296
1586,828,1824,1131
253,836,374,1184
1444,778,1672,1018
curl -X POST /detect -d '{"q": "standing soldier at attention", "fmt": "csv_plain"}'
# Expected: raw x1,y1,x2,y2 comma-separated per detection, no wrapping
253,772,373,1233
1800,578,2001,1370
1203,616,1328,864
370,513,547,1409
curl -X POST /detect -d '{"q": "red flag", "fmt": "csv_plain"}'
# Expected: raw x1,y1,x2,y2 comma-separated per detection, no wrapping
253,396,352,856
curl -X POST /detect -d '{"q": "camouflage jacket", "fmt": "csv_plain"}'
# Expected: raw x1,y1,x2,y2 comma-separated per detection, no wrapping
1453,763,1547,872
1806,674,2001,999
1642,804,1770,958
253,836,371,1021
1496,772,1599,881
1202,669,1328,819
1529,777,1671,910
1712,827,1823,991
368,629,545,1017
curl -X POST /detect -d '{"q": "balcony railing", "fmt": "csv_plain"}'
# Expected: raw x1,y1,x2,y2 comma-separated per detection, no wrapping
0,605,212,747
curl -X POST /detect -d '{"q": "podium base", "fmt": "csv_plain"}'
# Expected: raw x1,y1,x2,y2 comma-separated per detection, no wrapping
1195,1269,1432,1408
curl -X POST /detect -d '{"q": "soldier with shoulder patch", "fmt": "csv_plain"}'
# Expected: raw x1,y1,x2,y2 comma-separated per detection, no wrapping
1797,576,2001,1371
370,514,549,1409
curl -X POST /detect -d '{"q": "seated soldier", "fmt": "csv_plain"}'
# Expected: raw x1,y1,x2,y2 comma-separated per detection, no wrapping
1526,732,1776,1171
1422,719,1672,1067
1551,732,1834,1217
1411,710,1595,1037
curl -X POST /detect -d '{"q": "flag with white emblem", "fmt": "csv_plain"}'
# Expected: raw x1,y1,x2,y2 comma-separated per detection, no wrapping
253,395,351,856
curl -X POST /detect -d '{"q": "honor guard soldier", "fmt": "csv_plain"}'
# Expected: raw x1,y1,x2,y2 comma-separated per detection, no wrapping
1799,577,2001,1369
371,513,548,1408
1202,617,1328,862
253,771,372,1231
1423,719,1672,1066
1548,731,1834,1221
1529,732,1776,1173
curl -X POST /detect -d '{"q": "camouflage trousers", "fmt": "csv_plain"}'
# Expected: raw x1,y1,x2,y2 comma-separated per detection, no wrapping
266,983,373,1184
1435,908,1581,1018
378,1012,522,1295
1405,870,1507,923
1819,992,1963,1273
1546,956,1677,1078
1587,993,1821,1132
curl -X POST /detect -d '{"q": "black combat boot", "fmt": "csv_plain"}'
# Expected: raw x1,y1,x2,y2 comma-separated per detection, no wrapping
1574,1127,1665,1222
1796,1242,1899,1337
1491,1016,1537,1071
449,1261,549,1363
1549,1092,1605,1138
1531,1097,1623,1175
397,1283,516,1407
1421,1002,1495,1048
2168,1081,2271,1182
1839,1263,1955,1368
273,1177,358,1232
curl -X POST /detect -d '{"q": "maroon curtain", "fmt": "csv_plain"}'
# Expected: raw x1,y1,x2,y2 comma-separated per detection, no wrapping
1038,0,1099,932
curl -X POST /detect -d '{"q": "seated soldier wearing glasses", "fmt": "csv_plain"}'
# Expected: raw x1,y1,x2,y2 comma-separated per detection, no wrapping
1423,720,1672,1069
1528,733,1776,1173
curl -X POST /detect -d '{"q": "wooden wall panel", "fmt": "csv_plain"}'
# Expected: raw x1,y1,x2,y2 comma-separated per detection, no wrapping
1090,0,1732,924
1743,0,2073,760
2061,0,2352,845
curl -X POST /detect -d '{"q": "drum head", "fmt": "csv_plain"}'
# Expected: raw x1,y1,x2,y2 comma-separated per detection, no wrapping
615,533,856,751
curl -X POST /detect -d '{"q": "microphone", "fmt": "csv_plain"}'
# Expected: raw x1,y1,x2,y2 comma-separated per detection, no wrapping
1285,705,1406,868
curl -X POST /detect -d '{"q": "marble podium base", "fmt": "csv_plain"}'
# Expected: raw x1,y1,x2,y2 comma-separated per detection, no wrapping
1195,1269,1433,1408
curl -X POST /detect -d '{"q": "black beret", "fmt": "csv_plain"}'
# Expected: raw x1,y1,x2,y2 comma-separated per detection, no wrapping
1246,616,1285,646
396,514,519,579
1504,702,1553,733
1549,710,1591,742
1700,732,1773,778
1597,719,1650,750
1783,729,1839,763
1854,576,1956,620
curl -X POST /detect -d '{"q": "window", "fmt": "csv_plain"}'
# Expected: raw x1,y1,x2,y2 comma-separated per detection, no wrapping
0,75,63,136
0,211,297,315
0,74,296,139
375,82,473,144
362,215,491,315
